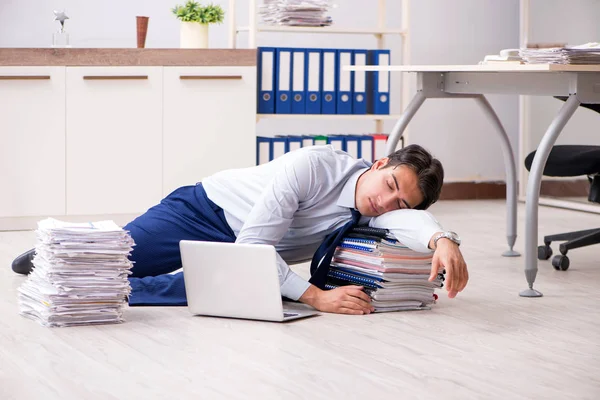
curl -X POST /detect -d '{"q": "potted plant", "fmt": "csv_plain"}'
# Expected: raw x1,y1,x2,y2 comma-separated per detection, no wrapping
172,1,225,48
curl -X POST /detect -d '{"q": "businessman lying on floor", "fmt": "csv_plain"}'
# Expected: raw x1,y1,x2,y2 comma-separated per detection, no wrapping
12,144,468,315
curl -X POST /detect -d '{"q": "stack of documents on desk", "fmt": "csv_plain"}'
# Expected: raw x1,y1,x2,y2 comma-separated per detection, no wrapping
480,49,523,65
520,43,600,64
17,218,134,327
259,0,333,27
563,42,600,64
519,47,567,64
325,227,443,312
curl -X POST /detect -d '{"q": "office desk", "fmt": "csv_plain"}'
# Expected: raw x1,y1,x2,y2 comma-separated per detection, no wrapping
346,64,600,297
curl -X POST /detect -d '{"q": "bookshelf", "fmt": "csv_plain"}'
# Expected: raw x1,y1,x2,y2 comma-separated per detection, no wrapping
256,114,403,121
228,0,411,143
235,26,407,36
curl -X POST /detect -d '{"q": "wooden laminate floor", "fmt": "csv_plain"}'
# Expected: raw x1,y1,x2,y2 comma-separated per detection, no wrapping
1,200,599,400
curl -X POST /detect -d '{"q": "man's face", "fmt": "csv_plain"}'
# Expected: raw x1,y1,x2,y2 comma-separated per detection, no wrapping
355,158,424,217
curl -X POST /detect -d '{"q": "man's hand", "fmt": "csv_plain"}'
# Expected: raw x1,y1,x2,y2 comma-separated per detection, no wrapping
429,237,468,298
299,284,374,315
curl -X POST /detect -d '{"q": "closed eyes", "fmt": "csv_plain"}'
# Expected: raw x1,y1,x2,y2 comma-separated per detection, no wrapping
389,174,412,209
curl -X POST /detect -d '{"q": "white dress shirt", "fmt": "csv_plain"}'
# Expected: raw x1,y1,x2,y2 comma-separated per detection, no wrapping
202,145,443,300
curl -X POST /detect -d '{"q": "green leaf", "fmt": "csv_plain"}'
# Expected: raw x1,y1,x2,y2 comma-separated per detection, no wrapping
171,1,225,24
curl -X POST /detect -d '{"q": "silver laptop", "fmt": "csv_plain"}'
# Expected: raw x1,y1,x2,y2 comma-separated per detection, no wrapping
180,240,319,322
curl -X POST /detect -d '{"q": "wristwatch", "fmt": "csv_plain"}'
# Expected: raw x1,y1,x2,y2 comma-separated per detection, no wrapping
433,231,461,249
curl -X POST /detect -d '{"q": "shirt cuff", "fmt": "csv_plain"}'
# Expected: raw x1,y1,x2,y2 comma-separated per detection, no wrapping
369,210,443,253
280,270,311,301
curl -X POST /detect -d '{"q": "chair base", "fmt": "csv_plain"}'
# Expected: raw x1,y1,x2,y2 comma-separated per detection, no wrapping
544,228,600,254
537,227,600,270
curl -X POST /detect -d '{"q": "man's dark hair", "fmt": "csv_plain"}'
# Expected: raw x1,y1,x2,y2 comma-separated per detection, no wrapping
383,144,444,210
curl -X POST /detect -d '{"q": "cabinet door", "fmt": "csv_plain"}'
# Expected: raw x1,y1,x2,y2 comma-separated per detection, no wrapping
66,67,162,215
163,66,256,196
0,67,66,218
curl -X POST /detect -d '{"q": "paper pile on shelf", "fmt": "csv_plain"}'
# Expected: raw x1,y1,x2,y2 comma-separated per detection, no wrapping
17,218,135,327
259,0,333,27
325,227,444,312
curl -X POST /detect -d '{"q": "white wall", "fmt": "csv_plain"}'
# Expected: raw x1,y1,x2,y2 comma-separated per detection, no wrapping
0,0,526,182
525,0,600,157
410,0,519,182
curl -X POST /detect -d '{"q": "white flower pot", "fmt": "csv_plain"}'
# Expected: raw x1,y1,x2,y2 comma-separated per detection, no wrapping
180,22,209,48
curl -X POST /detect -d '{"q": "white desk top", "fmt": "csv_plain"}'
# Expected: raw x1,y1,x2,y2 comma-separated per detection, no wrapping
344,64,600,72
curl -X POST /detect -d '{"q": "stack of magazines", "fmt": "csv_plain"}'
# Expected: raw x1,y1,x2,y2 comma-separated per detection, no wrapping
259,0,333,27
17,218,135,327
519,42,600,64
325,227,444,312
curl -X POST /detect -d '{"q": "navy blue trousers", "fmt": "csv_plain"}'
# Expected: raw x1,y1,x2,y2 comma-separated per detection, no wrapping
125,184,236,306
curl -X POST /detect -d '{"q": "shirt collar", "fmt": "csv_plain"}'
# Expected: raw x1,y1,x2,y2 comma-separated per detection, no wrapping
337,167,369,210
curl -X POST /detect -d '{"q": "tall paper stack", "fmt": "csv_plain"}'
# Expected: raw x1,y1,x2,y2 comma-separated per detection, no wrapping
18,218,135,327
259,0,333,27
325,227,444,312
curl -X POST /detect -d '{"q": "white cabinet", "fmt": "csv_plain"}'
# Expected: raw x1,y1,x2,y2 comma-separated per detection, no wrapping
65,67,163,215
163,66,256,196
0,67,66,218
0,63,257,230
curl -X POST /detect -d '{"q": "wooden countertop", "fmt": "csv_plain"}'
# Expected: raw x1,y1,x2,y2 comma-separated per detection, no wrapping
0,48,256,66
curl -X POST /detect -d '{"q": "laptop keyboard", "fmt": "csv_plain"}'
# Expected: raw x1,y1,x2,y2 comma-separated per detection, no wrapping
283,312,299,318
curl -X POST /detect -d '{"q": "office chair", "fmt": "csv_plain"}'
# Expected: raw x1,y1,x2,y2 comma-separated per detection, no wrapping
524,100,600,271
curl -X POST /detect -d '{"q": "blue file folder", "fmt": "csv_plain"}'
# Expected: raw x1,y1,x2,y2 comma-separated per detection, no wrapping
306,48,322,114
301,135,315,147
256,136,271,165
336,49,353,114
352,50,368,114
286,136,303,152
257,47,276,114
275,48,293,114
367,49,391,115
321,48,337,114
344,135,360,158
357,135,374,162
291,49,307,114
327,135,346,151
272,136,287,159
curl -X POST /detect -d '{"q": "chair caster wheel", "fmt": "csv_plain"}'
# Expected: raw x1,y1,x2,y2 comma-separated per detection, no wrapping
537,245,552,260
552,255,570,271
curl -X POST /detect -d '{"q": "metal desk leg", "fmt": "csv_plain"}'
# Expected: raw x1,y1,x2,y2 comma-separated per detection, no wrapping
519,94,580,298
474,95,520,257
386,91,427,154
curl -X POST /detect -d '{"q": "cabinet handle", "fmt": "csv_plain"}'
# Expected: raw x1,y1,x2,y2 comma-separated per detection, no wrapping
179,75,243,80
0,75,51,80
83,76,148,80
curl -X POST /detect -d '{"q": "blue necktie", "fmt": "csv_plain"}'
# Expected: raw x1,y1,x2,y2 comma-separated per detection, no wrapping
309,208,362,289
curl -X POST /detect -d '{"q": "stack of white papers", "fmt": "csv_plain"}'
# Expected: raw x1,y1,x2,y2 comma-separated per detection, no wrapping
259,0,333,27
519,42,600,64
480,49,523,65
18,218,134,327
563,42,600,64
519,47,567,64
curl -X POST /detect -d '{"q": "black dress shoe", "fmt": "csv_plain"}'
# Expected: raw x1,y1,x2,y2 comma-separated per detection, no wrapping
11,248,36,275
